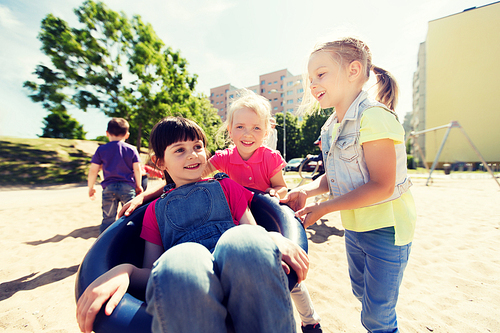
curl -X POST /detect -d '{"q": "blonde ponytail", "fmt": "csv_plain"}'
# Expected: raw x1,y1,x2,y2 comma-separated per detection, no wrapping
371,65,399,111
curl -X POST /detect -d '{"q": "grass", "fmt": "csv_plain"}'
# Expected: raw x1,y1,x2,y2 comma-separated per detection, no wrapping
0,136,99,186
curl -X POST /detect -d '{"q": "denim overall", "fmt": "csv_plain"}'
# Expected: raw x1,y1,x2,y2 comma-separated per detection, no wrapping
155,174,235,253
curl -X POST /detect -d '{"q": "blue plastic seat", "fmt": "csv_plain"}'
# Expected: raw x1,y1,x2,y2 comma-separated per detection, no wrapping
75,190,308,333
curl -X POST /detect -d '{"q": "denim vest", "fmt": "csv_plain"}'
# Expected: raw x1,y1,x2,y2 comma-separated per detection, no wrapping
320,91,412,206
155,173,235,252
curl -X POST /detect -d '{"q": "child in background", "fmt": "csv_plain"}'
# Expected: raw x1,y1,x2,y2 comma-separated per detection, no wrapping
203,90,323,333
282,37,416,333
203,89,288,199
77,117,308,333
88,118,143,233
265,116,278,150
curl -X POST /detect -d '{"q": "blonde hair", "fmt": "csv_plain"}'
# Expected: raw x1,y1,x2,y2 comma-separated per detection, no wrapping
298,37,399,114
220,89,272,143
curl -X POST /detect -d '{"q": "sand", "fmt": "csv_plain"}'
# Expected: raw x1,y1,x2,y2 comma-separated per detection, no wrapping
0,175,499,332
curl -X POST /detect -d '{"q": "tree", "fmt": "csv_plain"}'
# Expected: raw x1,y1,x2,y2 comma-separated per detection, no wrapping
298,107,333,156
24,0,201,149
41,110,86,139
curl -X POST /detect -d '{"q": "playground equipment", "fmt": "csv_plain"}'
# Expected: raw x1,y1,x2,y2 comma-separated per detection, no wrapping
406,121,499,187
75,191,308,333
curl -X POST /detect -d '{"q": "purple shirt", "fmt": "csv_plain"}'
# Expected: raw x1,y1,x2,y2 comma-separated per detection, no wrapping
91,140,140,188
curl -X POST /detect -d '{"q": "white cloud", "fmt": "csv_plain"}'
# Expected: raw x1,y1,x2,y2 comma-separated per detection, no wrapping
0,4,22,30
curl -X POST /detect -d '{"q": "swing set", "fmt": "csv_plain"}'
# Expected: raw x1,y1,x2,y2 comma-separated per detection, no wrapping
406,121,500,187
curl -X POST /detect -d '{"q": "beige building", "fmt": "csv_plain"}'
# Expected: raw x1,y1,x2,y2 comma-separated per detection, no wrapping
210,84,237,119
412,2,500,167
210,69,304,121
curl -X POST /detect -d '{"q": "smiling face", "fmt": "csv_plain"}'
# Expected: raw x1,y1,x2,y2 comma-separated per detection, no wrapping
228,107,268,160
308,50,351,110
159,139,207,187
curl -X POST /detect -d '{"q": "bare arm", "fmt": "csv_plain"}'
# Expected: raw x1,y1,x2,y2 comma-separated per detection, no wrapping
87,163,101,200
118,182,164,218
295,139,396,228
132,162,143,195
266,170,288,199
202,160,218,178
280,173,329,211
76,241,163,333
238,207,257,225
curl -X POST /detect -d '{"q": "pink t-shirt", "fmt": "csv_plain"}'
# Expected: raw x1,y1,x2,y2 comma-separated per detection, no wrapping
209,146,286,192
140,178,254,247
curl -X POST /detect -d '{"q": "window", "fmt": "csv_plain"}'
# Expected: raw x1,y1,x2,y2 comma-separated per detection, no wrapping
268,82,272,85
288,108,293,112
261,88,265,93
229,94,233,98
220,108,224,111
297,88,304,93
225,89,228,93
287,99,293,105
274,81,277,84
287,90,293,96
211,93,214,97
211,100,214,104
274,107,278,110
216,102,219,105
297,98,302,103
274,98,278,101
261,80,265,85
280,76,285,80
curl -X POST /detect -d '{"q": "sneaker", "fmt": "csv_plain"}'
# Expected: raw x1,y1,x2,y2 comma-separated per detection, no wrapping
301,323,323,333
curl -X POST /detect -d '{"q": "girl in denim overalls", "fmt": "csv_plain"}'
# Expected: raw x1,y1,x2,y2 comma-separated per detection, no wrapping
76,117,309,333
282,37,417,333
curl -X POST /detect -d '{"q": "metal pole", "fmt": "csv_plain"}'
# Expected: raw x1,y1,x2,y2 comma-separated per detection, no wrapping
283,109,286,161
426,124,453,186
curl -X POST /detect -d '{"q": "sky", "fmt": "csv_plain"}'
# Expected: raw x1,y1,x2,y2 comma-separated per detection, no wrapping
0,0,494,139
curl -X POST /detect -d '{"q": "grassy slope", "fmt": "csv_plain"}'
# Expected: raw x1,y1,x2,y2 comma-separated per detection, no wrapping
0,136,101,186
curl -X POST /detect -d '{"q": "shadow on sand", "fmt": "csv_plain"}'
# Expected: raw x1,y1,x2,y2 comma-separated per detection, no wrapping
0,265,79,301
306,219,345,244
25,226,99,245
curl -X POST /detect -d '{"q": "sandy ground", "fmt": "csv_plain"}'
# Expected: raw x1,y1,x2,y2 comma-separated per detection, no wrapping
0,175,499,332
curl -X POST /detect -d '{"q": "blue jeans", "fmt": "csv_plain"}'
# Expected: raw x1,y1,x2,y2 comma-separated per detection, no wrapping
100,182,135,233
145,225,296,333
345,227,411,333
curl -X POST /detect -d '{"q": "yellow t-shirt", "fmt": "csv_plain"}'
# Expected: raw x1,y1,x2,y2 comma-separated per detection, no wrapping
338,107,417,245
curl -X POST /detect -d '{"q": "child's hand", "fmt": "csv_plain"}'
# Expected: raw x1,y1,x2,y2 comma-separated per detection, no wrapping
269,232,309,283
265,188,280,199
88,188,96,200
118,194,144,218
76,265,132,333
295,202,325,229
280,189,307,212
135,185,143,195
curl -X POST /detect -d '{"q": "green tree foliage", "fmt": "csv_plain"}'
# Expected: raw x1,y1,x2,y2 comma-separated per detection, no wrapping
275,107,333,161
24,0,216,148
41,110,86,139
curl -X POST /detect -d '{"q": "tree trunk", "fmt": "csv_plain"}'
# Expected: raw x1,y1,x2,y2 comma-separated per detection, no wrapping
136,122,142,153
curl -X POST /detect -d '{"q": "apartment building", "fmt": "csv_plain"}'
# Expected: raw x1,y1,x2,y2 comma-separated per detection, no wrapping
411,1,500,166
209,69,304,121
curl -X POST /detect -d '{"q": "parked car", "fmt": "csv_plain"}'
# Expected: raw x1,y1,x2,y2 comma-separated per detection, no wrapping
285,157,323,173
285,158,303,172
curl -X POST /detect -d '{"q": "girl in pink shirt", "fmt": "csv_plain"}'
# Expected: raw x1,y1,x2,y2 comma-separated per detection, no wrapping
203,89,288,199
205,90,323,332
